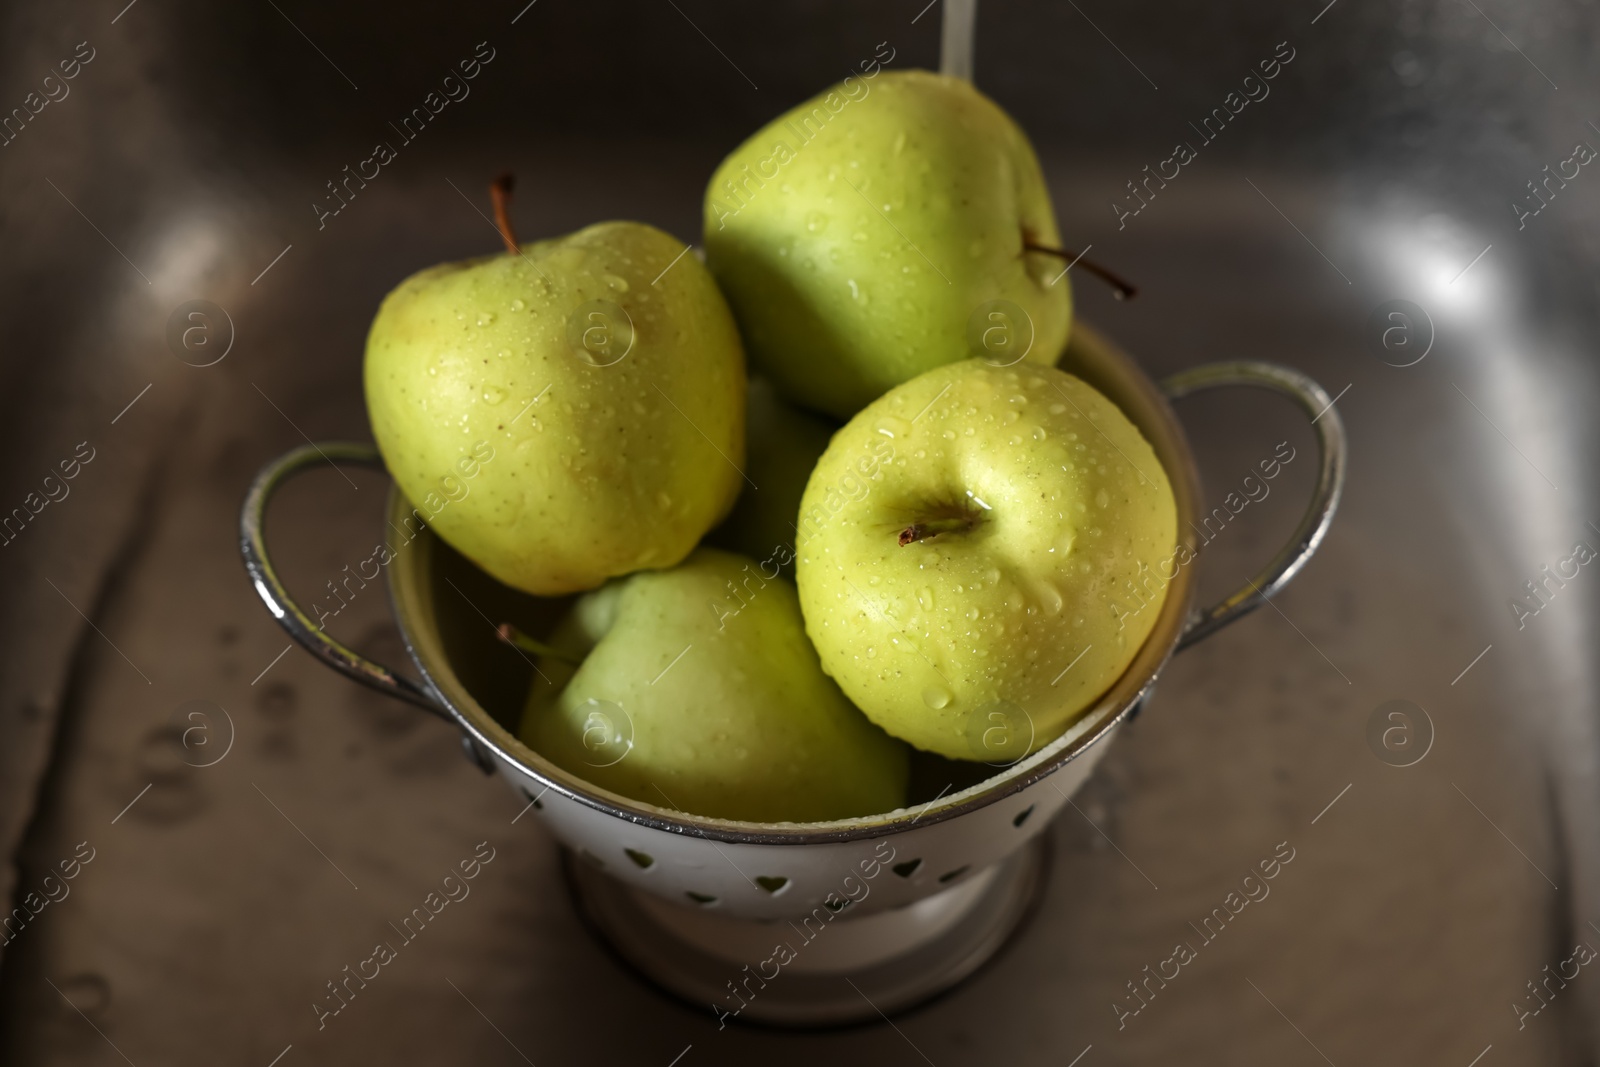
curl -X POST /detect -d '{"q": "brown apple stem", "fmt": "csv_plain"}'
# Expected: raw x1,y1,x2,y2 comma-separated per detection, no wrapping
899,514,980,546
1023,241,1138,300
497,622,580,665
899,524,929,546
490,172,519,254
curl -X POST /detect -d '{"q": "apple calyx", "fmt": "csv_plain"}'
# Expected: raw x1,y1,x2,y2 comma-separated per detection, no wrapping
490,172,519,254
1021,239,1138,300
497,622,581,665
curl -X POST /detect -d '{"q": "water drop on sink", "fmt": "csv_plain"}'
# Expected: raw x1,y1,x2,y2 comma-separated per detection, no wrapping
922,687,952,709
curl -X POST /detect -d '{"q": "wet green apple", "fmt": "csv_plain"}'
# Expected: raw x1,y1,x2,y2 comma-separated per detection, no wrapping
365,221,745,595
795,359,1177,761
520,547,909,822
705,377,837,573
704,70,1070,419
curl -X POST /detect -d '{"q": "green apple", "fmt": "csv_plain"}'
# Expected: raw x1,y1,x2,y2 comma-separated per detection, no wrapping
705,377,837,573
795,359,1178,761
703,69,1070,419
365,221,745,595
520,547,909,822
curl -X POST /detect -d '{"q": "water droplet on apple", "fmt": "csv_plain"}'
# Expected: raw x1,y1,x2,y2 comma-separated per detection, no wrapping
1096,488,1111,508
476,311,496,326
876,415,911,438
428,366,438,376
482,385,507,405
893,131,906,154
806,210,829,233
1031,426,1047,441
922,687,952,709
1037,582,1064,614
917,587,935,610
1049,403,1066,414
866,646,877,658
656,491,672,510
510,299,525,312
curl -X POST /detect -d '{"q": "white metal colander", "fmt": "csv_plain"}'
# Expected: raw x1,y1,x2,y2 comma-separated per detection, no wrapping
241,324,1344,1025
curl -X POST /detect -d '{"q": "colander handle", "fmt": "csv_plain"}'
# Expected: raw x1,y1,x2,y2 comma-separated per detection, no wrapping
239,442,452,721
1160,361,1346,652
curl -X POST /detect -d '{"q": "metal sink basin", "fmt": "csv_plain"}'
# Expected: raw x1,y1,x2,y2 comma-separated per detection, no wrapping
0,1,1594,1063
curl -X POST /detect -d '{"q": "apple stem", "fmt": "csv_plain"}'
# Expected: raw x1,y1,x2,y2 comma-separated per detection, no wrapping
899,514,980,545
497,622,580,665
490,172,519,254
1023,241,1138,300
